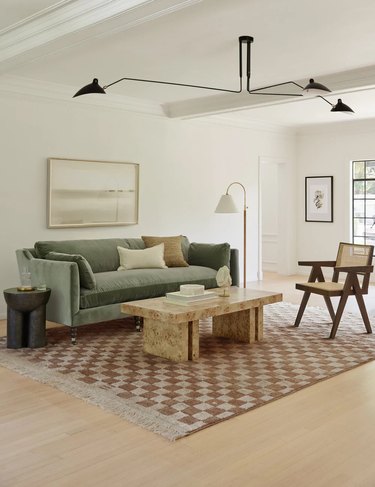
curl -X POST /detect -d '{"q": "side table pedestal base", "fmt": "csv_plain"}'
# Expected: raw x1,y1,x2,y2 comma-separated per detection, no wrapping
3,288,51,349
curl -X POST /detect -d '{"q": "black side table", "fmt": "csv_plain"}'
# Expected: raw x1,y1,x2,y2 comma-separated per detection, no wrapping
3,288,51,349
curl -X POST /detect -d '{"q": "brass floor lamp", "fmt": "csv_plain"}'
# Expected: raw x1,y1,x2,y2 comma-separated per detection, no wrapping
215,182,247,288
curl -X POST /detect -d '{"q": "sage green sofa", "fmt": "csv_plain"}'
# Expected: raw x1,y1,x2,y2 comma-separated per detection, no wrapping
16,237,239,342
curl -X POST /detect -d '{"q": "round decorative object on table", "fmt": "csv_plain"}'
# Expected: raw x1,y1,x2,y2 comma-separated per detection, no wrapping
3,288,51,349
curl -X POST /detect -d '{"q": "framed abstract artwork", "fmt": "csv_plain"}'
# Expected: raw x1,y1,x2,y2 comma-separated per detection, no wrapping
305,176,333,222
47,158,139,228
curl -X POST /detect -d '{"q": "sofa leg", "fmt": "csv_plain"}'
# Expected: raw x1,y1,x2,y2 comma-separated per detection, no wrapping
134,316,143,332
70,327,78,345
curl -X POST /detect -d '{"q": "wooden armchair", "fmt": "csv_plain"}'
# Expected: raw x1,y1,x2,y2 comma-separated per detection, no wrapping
294,242,374,338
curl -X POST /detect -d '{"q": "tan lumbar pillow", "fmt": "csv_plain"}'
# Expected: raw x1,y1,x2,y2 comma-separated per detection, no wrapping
141,235,189,267
117,243,167,270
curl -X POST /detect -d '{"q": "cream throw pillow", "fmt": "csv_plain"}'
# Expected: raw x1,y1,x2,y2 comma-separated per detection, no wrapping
117,244,167,270
141,235,189,267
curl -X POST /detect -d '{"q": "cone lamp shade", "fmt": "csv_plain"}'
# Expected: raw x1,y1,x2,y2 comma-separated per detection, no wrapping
302,78,331,96
73,78,106,98
330,98,354,114
215,194,239,213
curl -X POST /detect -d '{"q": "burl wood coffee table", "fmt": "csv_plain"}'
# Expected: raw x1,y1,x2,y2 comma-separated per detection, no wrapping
121,287,282,362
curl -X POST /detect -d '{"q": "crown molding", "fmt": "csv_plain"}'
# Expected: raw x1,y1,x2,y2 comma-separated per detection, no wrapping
0,74,164,117
297,117,375,136
0,0,202,70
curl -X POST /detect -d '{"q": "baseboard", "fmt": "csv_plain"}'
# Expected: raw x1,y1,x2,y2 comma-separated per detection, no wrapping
0,312,6,320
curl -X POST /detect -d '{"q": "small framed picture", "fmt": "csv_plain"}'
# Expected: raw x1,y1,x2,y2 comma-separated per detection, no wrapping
305,176,333,222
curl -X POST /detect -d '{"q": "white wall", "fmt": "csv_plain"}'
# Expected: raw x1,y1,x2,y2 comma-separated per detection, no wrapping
0,93,296,317
297,119,375,267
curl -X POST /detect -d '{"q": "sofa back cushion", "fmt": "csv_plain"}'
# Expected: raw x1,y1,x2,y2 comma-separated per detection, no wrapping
188,242,230,271
35,238,145,273
142,235,189,267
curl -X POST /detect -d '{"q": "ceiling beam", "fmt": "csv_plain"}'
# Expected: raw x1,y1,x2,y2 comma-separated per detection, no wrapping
0,0,202,73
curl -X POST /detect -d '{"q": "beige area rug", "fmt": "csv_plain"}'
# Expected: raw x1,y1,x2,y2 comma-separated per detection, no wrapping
1,302,375,441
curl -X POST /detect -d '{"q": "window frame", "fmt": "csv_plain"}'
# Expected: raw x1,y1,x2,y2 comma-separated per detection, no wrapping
352,159,375,245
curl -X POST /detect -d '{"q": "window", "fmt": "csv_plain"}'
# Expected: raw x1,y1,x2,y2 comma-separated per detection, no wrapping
352,160,375,245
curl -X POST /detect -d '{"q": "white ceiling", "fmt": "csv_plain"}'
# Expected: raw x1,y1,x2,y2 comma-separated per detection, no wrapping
2,0,375,127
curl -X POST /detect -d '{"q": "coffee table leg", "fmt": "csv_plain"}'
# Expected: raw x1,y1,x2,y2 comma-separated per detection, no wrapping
143,318,199,361
255,305,263,341
188,320,199,360
212,306,264,343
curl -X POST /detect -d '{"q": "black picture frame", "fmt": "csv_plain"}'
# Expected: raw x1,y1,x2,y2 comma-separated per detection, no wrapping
305,176,333,222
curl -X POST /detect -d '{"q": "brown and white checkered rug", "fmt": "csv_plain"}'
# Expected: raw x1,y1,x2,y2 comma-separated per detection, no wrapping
1,302,375,440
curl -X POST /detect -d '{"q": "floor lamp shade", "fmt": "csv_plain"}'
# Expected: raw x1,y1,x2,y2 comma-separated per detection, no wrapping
215,194,239,213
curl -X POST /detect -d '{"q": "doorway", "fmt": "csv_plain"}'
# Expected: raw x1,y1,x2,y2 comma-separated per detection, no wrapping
258,157,295,280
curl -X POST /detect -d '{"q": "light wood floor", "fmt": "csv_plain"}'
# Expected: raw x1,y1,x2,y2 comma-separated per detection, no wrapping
2,273,375,487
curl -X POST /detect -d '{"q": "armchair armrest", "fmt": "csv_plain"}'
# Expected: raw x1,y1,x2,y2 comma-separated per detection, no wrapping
298,260,336,267
29,258,80,326
334,265,374,273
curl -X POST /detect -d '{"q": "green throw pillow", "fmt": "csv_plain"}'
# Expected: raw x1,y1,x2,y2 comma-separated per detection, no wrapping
46,252,96,289
188,242,230,271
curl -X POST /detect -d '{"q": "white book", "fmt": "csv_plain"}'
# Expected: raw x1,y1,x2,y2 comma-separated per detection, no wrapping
165,290,218,304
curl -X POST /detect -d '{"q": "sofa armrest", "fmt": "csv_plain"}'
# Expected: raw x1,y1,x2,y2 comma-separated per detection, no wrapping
16,248,36,276
230,248,240,287
29,258,80,326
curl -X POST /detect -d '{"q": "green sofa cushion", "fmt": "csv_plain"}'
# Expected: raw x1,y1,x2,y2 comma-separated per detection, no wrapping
79,266,217,309
188,242,230,271
35,238,145,273
46,252,96,289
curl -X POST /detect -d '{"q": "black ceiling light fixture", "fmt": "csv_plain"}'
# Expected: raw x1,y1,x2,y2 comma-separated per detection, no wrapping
73,78,106,97
73,36,354,113
330,98,355,114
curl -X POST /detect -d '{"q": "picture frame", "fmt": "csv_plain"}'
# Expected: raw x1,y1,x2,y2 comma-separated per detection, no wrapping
305,176,333,222
47,158,139,228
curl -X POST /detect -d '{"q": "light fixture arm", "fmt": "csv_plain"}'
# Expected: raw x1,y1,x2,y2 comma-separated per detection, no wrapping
103,36,254,93
249,80,305,97
102,36,253,95
103,76,242,94
226,181,247,210
317,95,334,107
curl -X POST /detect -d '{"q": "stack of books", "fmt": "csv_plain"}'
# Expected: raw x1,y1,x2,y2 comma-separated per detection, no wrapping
165,290,218,305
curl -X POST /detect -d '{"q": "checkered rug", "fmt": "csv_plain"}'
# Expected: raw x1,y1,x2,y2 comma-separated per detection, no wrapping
1,302,375,440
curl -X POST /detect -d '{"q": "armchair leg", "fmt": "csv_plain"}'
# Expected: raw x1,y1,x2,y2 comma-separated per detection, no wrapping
354,293,372,334
323,296,336,322
294,292,311,327
329,293,349,339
